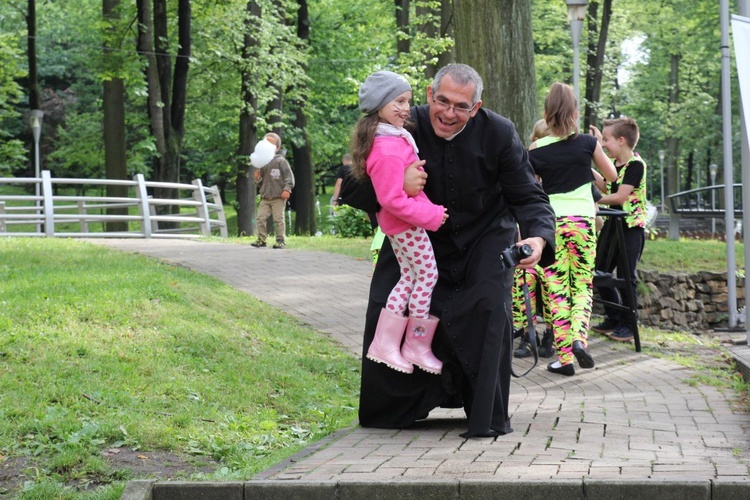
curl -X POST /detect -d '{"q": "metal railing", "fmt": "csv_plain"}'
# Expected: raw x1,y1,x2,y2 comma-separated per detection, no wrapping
0,171,227,238
668,183,743,217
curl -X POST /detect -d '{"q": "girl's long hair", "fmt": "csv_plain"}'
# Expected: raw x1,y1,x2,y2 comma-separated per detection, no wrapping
544,82,578,140
350,113,380,181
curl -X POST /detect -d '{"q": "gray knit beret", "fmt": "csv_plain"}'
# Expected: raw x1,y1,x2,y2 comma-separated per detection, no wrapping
358,71,412,115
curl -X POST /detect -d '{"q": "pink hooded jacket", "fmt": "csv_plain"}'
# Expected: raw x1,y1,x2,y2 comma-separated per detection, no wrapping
366,136,445,235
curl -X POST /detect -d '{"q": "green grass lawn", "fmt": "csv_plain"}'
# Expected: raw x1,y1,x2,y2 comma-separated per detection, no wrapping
0,238,360,499
1,227,748,498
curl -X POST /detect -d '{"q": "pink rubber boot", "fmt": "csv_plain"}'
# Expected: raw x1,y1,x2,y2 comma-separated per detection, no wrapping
401,315,442,375
366,309,413,374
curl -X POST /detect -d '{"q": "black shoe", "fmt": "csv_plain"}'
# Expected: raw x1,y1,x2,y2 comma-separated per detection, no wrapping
513,339,532,359
572,340,595,369
537,329,555,358
251,240,266,248
608,325,634,342
272,241,286,249
592,318,617,334
547,362,575,376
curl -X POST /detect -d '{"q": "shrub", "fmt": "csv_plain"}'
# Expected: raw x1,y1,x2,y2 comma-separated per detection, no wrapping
330,205,374,238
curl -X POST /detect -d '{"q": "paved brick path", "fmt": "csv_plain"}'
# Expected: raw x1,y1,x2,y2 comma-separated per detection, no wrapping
94,239,750,488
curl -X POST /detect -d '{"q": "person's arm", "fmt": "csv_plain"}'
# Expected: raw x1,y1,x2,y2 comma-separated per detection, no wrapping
592,141,617,182
599,160,643,206
280,161,294,200
591,168,608,194
598,184,634,206
338,171,380,213
331,178,343,206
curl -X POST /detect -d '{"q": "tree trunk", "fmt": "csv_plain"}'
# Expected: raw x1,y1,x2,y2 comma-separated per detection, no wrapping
453,0,536,140
395,0,410,56
26,0,39,110
418,0,453,81
236,0,262,237
584,0,612,130
103,0,128,231
136,0,191,227
667,53,681,240
27,0,41,180
293,0,315,235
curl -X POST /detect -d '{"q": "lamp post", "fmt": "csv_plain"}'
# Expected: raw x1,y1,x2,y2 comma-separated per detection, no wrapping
29,109,44,233
710,163,718,238
566,0,588,130
658,149,666,213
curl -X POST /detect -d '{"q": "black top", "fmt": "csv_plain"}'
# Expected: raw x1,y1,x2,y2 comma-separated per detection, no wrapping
529,134,597,195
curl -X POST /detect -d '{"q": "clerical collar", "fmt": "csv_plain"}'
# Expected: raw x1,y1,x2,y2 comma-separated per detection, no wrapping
445,123,468,141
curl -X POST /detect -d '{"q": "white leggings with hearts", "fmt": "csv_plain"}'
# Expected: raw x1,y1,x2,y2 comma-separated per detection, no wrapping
385,227,437,319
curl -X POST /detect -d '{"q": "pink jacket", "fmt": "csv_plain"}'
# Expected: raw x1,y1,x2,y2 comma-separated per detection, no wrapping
366,136,445,235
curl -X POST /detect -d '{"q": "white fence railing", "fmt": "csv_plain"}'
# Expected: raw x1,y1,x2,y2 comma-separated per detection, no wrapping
0,171,227,238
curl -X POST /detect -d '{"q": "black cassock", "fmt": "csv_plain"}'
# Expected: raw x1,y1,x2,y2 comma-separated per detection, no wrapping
345,105,556,438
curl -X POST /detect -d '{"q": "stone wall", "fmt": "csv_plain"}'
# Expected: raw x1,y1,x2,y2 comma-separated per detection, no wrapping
636,269,745,331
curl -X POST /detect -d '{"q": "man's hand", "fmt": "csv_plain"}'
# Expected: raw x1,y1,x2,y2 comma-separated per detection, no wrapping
403,160,427,197
515,237,545,269
281,190,291,200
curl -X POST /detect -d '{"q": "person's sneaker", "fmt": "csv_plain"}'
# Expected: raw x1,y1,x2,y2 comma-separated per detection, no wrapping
591,318,617,334
608,325,634,342
250,240,266,248
514,338,532,359
273,241,286,249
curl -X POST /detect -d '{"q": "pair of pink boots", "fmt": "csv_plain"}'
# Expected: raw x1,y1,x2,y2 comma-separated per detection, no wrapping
366,309,442,375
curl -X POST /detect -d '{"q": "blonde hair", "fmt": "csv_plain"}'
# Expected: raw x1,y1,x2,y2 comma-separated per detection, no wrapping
264,133,281,151
530,119,549,143
543,82,578,139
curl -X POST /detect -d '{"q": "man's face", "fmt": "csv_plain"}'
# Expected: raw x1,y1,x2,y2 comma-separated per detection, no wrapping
427,75,481,139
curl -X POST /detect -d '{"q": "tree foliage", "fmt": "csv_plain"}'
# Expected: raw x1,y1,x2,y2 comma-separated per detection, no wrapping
0,32,26,175
2,0,743,237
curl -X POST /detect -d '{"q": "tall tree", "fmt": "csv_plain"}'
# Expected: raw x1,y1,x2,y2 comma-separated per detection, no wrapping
135,0,191,217
103,0,128,231
292,0,315,234
453,0,536,140
26,0,39,110
395,0,410,56
236,0,262,237
583,0,612,130
26,0,41,179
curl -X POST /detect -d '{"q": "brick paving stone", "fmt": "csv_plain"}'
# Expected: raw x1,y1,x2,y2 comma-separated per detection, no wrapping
93,239,750,491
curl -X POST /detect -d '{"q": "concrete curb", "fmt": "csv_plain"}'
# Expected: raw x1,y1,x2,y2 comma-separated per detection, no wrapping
121,478,750,499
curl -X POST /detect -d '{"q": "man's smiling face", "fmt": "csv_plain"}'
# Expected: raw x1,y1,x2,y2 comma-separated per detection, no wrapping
426,75,481,139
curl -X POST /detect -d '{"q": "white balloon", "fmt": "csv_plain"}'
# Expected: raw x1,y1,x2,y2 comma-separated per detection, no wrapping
250,139,276,169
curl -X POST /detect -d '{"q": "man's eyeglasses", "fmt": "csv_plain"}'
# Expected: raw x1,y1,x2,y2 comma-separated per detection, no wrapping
431,97,477,117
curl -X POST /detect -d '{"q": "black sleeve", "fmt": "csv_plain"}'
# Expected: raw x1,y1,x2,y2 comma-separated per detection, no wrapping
622,160,644,187
338,170,381,213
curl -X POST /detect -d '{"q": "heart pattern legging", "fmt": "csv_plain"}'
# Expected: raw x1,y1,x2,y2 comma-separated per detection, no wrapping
386,227,437,319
